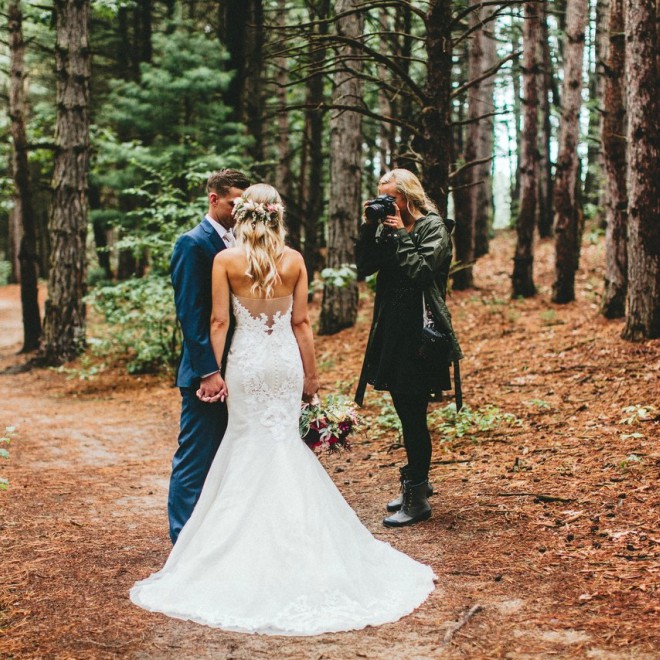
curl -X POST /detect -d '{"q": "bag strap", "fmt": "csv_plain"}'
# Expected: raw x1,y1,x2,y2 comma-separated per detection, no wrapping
453,359,463,412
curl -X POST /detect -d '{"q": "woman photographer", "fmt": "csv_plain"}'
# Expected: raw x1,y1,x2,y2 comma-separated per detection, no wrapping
355,169,462,527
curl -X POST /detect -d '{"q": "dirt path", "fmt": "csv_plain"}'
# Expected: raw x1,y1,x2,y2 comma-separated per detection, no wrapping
1,233,658,659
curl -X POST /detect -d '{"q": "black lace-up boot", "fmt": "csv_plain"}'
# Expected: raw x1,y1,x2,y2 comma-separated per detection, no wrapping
386,466,433,512
383,480,432,527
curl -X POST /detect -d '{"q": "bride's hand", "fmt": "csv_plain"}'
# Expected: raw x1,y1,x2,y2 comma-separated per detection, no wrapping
196,372,228,403
302,374,319,403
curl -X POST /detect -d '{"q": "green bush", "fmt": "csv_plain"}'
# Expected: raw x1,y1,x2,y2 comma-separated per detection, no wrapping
89,274,180,374
0,261,11,286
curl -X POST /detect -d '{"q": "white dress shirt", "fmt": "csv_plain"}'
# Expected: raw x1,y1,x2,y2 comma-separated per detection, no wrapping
205,214,234,248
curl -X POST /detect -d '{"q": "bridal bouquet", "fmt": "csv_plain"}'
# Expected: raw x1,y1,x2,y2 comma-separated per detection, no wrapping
300,395,362,453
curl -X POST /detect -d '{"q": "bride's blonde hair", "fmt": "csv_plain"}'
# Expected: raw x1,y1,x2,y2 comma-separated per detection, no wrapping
232,183,287,298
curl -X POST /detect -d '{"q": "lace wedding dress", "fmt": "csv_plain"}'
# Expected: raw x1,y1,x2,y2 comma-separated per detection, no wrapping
130,294,435,635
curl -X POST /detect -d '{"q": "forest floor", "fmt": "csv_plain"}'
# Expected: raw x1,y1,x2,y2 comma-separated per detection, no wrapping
0,229,658,659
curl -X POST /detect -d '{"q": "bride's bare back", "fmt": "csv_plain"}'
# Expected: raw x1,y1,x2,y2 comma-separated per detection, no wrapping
210,245,318,400
220,246,302,299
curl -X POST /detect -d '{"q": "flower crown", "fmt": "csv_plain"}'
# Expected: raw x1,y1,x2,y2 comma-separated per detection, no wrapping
231,197,284,227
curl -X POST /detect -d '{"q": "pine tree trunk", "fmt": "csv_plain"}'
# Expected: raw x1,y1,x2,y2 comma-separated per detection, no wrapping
474,7,496,259
537,5,554,238
512,1,540,298
551,0,588,304
318,0,363,335
452,41,475,291
273,0,299,250
303,0,330,279
9,0,42,353
600,0,627,318
41,0,91,365
221,0,248,120
395,2,416,171
421,0,452,217
621,0,660,340
510,29,522,218
245,0,264,164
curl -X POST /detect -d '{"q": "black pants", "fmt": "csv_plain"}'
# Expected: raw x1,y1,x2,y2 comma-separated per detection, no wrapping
390,390,431,483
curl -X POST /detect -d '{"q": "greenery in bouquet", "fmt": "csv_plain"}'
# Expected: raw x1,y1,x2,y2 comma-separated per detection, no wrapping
300,395,362,453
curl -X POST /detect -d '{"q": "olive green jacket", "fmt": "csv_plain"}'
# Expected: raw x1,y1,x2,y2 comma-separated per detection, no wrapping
354,212,463,406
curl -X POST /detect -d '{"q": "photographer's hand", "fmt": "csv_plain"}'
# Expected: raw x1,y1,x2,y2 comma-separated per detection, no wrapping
382,204,404,231
362,201,377,226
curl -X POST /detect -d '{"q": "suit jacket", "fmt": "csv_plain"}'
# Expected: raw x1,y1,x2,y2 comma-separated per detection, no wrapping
171,217,229,388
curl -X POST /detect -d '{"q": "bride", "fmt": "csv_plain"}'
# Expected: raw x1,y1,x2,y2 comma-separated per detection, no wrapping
130,184,436,635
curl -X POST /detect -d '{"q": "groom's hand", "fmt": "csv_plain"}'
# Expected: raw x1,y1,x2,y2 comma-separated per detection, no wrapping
196,372,228,403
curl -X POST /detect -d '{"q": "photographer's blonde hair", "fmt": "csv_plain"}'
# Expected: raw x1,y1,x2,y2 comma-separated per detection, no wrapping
379,169,439,216
233,184,287,298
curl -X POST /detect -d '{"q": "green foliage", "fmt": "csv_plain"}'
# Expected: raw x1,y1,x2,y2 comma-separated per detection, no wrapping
89,275,180,374
320,264,357,288
1,426,16,491
0,261,11,286
374,398,403,441
98,24,245,171
428,404,522,443
82,22,254,375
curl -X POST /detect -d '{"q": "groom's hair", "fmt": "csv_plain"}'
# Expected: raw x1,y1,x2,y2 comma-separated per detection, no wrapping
207,169,251,196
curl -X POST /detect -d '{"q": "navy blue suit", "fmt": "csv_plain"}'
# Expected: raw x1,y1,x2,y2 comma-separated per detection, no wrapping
168,218,229,543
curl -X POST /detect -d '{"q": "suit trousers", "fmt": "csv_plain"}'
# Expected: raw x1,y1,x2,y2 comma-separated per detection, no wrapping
168,387,227,543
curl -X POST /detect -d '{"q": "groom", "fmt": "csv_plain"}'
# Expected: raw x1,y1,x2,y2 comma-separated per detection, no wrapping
168,168,250,543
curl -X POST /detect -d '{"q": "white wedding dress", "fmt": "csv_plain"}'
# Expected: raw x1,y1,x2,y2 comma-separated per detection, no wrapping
130,294,435,635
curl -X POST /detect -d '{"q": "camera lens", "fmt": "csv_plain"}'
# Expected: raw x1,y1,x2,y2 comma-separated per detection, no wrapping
364,203,384,223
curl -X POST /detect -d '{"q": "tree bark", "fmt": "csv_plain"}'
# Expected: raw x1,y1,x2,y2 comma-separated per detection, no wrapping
600,0,627,318
537,4,554,238
318,0,363,335
512,1,540,298
583,0,610,207
8,0,42,352
273,0,299,250
474,7,497,259
551,0,588,304
395,1,416,171
303,0,330,279
621,0,660,340
452,40,474,291
41,0,91,365
245,0,265,164
421,0,452,218
510,28,522,218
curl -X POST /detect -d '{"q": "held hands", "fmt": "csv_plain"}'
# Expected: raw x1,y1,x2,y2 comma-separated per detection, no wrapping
196,371,228,403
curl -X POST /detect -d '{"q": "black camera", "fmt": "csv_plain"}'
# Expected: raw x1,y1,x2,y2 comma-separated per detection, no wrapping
364,194,397,224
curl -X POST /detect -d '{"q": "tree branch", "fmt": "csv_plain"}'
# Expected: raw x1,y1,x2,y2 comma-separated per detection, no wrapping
451,51,520,99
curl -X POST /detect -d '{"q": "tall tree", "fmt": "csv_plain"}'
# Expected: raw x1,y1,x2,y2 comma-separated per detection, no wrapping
600,0,627,318
551,0,588,304
512,1,540,298
41,0,91,364
473,8,497,258
8,0,42,352
536,3,554,238
303,0,330,279
621,0,659,340
452,39,475,291
220,0,264,163
421,0,453,217
583,0,609,206
318,0,363,334
273,0,298,249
